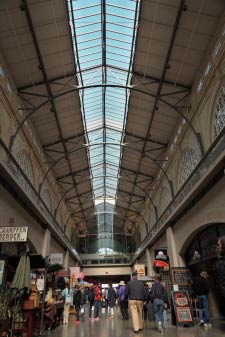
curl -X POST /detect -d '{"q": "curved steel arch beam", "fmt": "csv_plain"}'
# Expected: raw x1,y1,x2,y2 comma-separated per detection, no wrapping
69,210,141,240
74,207,143,239
37,145,86,196
114,205,145,238
122,145,174,198
117,171,158,221
39,139,169,198
10,84,204,155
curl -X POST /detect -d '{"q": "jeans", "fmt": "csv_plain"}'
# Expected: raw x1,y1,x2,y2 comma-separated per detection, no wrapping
120,300,129,320
89,301,94,317
94,300,101,318
153,298,164,323
197,295,209,323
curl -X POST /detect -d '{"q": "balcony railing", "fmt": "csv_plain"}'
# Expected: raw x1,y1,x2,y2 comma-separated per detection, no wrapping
131,127,225,263
0,138,81,264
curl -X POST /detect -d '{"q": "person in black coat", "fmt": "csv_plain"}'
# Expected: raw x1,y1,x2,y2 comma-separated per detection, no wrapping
216,236,225,316
149,274,167,333
125,271,146,333
192,271,210,326
107,282,116,319
73,285,84,321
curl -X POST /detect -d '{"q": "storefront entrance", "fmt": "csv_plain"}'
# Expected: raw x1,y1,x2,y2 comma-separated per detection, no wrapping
184,223,225,318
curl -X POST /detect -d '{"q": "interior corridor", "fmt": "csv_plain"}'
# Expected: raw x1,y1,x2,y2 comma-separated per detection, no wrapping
47,307,225,337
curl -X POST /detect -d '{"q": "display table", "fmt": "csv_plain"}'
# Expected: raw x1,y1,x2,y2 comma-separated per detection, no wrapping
19,301,64,335
43,302,64,329
19,307,41,337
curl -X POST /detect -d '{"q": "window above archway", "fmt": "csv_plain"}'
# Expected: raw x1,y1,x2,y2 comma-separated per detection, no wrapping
16,151,33,192
160,186,172,215
178,148,199,188
213,84,225,139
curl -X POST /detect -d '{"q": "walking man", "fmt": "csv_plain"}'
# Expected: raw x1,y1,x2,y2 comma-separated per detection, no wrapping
125,271,146,333
150,274,167,333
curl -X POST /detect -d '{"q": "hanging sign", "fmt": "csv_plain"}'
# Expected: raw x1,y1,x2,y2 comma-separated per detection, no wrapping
154,248,169,270
171,267,192,286
49,253,63,265
134,264,145,275
0,227,28,242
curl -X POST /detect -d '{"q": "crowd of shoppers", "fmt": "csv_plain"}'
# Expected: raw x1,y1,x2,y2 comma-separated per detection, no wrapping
60,237,225,334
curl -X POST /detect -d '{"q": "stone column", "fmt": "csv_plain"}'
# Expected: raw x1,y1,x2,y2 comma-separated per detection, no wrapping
146,247,154,276
41,229,51,258
166,226,185,267
64,250,69,268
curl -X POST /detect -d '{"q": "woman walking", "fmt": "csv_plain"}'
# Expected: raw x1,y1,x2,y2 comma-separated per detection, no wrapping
107,283,117,319
119,280,129,320
62,283,72,324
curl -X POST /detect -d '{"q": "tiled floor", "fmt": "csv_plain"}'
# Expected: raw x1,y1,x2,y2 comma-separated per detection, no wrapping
47,307,225,337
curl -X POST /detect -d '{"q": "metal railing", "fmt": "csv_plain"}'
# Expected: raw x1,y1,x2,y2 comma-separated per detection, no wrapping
0,138,81,264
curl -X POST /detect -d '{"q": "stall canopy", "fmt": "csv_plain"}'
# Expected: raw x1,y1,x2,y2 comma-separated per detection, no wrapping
154,260,169,268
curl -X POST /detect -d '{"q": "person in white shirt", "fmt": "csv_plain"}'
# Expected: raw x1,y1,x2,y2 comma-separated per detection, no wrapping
62,283,72,324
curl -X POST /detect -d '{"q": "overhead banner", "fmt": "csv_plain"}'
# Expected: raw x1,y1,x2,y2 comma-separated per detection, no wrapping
0,227,28,242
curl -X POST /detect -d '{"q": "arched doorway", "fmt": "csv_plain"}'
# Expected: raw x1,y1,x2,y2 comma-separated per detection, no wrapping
184,223,225,318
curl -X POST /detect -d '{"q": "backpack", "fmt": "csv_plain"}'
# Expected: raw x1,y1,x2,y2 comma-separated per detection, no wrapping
149,282,165,302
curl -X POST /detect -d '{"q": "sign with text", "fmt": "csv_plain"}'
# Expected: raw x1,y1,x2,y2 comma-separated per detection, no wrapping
134,264,145,275
49,253,63,265
171,290,194,326
0,227,28,242
171,267,192,286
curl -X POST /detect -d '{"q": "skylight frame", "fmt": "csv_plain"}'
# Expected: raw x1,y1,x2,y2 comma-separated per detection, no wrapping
67,0,141,252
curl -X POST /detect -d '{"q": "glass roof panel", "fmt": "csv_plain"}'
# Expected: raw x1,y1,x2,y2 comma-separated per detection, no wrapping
67,0,141,252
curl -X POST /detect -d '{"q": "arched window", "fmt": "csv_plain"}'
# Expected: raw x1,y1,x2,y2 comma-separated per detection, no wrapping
160,186,172,215
16,151,33,192
178,148,199,188
150,205,156,228
213,84,225,139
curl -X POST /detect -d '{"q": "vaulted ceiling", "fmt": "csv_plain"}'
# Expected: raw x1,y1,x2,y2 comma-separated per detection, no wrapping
0,0,224,255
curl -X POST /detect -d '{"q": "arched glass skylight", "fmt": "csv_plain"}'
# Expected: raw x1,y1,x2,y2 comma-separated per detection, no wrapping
67,0,141,252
